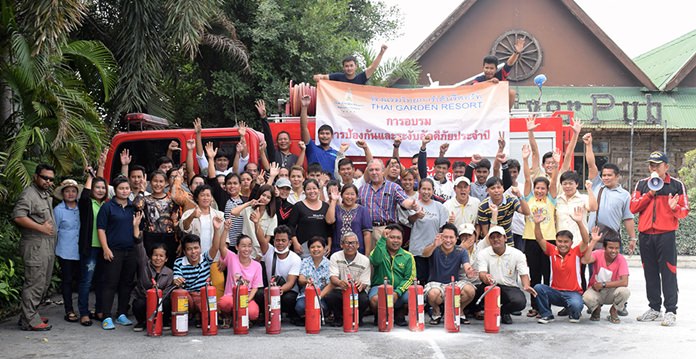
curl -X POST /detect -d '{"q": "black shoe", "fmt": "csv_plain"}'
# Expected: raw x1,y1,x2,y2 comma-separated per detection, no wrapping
395,315,407,327
501,313,513,324
133,322,146,332
510,311,522,316
617,304,628,317
557,308,569,316
332,318,343,327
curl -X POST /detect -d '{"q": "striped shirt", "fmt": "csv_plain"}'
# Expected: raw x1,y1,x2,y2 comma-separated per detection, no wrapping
477,194,521,242
173,252,213,292
358,180,409,224
224,197,244,246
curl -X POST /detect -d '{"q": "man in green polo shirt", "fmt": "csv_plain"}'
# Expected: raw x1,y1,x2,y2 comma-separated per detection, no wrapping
369,223,416,326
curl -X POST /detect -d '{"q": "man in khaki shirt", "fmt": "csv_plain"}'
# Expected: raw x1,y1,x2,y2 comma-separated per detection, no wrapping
13,164,57,331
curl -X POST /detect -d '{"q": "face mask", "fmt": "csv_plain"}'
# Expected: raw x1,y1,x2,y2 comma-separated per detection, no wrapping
274,246,289,255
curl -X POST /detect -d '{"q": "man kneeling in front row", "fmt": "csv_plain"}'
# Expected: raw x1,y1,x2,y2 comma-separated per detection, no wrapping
582,227,630,324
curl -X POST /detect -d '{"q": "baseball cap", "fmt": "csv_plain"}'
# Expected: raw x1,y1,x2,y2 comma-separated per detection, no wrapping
453,176,471,187
647,151,668,164
488,226,506,237
458,223,476,236
275,178,291,188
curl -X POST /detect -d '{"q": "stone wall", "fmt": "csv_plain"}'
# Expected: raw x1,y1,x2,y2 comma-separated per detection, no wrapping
588,130,695,189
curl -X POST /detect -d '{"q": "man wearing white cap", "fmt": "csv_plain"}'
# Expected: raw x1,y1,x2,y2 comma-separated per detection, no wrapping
444,177,480,229
476,226,536,324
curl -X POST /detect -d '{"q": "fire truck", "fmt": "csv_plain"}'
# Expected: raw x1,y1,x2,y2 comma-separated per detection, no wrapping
103,85,573,182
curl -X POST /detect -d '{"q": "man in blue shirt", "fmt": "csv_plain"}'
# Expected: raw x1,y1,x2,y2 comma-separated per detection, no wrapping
313,44,388,85
300,95,338,173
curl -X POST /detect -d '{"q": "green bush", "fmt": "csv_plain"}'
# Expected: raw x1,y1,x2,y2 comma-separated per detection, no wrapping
0,208,23,318
621,214,696,256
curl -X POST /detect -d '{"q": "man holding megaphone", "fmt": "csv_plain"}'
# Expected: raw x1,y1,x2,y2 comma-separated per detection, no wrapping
630,151,689,327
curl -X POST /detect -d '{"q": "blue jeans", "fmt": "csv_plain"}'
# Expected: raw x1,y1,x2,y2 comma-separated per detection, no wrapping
534,284,584,319
78,247,102,317
295,296,328,317
368,286,410,309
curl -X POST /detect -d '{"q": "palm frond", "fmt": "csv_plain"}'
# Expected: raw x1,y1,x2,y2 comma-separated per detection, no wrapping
164,0,220,60
201,33,249,71
16,0,86,55
62,40,118,100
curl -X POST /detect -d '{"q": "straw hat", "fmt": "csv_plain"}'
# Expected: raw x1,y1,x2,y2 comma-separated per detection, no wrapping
53,179,83,200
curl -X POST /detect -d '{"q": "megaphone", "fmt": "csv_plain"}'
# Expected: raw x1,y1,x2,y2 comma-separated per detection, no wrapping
648,172,664,192
534,74,547,89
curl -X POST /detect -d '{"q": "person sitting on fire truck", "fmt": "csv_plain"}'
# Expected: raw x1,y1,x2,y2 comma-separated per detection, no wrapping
471,37,525,109
193,118,249,176
313,44,388,85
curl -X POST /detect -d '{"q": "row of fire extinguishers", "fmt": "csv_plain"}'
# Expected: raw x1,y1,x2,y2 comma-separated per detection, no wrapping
144,275,503,336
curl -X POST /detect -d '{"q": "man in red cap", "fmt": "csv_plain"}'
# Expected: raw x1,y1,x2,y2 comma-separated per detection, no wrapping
630,151,689,327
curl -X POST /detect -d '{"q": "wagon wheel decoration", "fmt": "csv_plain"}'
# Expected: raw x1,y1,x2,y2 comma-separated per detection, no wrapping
491,30,542,82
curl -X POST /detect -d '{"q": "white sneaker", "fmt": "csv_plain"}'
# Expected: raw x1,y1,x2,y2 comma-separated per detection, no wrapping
661,312,676,327
636,309,662,322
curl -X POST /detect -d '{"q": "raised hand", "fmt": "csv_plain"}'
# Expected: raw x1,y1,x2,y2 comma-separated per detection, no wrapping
582,133,592,145
186,138,195,151
496,152,507,163
318,172,330,188
205,142,217,159
668,194,680,210
526,115,539,131
356,140,368,149
259,140,267,151
471,153,483,164
521,144,531,160
339,142,350,154
510,186,522,198
120,148,131,165
223,218,233,232
301,95,311,108
433,233,443,247
489,202,499,218
552,147,562,167
590,226,602,244
585,179,593,190
421,134,432,148
193,118,202,134
255,99,267,118
570,206,585,223
329,186,340,202
532,208,545,224
269,162,280,177
169,140,181,152
98,147,109,168
238,121,247,137
497,131,506,151
416,207,425,219
380,44,388,53
133,211,143,227
298,141,306,150
439,142,450,155
256,170,267,185
393,136,402,148
192,206,202,219
213,215,224,230
572,119,583,134
250,207,261,224
514,37,525,53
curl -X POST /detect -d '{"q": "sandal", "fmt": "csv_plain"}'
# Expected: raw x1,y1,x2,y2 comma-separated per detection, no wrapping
80,316,93,327
220,317,231,329
607,315,620,324
64,312,79,323
526,309,539,318
429,315,442,325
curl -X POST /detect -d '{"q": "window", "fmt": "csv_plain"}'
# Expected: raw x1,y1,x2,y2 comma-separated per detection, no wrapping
111,139,181,181
573,140,610,189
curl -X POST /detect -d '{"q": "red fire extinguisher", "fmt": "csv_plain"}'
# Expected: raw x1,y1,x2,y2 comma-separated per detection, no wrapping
146,278,163,337
233,275,249,335
482,284,501,333
304,279,322,334
408,280,424,332
377,277,394,332
265,277,281,335
200,280,218,336
342,274,359,333
171,288,189,336
444,276,461,333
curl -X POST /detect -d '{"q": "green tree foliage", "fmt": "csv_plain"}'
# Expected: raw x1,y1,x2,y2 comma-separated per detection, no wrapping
169,0,406,129
678,148,696,206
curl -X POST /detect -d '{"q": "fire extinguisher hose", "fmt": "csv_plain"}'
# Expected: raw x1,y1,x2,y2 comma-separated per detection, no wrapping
476,281,498,306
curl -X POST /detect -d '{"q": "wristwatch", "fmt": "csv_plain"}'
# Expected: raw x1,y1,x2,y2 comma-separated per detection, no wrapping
601,282,606,288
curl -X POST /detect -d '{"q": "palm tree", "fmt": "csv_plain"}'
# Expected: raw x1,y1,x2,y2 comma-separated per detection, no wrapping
107,0,249,121
349,41,421,87
0,1,117,201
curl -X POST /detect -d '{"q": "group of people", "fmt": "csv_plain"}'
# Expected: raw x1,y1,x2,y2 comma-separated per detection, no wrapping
12,49,688,333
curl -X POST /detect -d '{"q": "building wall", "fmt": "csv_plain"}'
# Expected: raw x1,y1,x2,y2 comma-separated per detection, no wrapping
679,68,696,87
414,0,643,87
584,131,693,188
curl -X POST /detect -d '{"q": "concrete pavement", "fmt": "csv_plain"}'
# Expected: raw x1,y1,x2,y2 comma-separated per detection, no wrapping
1,267,693,359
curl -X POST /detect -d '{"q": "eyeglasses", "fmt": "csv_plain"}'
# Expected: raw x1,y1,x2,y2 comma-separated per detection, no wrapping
343,241,359,247
38,175,55,182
